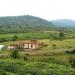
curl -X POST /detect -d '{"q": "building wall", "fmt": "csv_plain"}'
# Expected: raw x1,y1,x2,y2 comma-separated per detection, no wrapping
24,44,37,49
24,44,29,49
8,42,39,50
32,44,36,49
8,46,15,50
29,44,32,49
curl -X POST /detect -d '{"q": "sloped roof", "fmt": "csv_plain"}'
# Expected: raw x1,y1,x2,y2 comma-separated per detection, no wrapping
15,40,39,45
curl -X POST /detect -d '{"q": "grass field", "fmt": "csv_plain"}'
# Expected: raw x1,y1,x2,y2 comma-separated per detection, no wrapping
0,32,75,75
0,38,75,63
2,39,75,49
0,32,50,39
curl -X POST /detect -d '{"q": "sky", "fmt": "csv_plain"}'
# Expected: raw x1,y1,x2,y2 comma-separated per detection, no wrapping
0,0,75,20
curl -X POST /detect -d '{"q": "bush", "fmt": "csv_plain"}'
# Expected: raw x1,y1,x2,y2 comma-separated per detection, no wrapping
10,49,20,59
24,56,28,61
66,49,75,54
0,60,75,75
52,44,56,49
68,57,75,68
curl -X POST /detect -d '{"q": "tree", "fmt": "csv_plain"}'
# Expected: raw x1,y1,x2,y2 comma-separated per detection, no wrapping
12,35,18,41
59,32,64,39
10,48,19,59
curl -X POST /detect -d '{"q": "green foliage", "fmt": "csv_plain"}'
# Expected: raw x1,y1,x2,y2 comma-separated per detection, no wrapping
66,49,75,54
0,38,7,42
12,35,18,41
0,15,55,34
0,32,51,42
69,57,75,68
24,54,28,61
52,44,56,49
10,49,19,59
0,60,75,75
59,32,65,39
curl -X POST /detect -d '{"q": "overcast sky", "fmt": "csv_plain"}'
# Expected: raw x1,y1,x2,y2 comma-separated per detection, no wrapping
0,0,75,20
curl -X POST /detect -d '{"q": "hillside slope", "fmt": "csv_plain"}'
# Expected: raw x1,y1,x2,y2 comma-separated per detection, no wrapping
51,19,75,27
0,15,54,33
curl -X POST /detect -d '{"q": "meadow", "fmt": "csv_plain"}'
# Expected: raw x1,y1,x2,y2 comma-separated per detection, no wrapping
0,32,50,40
1,32,75,61
0,32,75,75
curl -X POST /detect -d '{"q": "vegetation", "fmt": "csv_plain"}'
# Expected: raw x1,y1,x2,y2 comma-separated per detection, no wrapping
0,15,75,75
0,59,75,75
0,38,75,74
0,15,55,34
69,57,75,68
12,35,18,41
10,49,19,59
0,15,74,34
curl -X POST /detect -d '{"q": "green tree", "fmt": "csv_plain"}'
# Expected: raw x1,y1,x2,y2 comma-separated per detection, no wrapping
10,48,19,59
12,35,18,41
59,32,64,39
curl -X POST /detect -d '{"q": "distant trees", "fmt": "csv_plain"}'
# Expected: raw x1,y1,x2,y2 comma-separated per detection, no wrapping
52,31,65,40
0,15,55,34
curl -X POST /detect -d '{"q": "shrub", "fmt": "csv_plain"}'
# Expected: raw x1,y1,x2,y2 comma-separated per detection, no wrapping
66,49,75,54
52,44,56,49
10,49,19,59
24,56,28,61
68,57,75,68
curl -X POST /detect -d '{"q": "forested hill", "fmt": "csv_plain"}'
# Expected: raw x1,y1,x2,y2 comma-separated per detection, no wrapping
51,19,75,27
0,15,55,33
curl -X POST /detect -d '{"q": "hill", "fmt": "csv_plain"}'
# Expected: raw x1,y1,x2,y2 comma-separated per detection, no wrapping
51,19,75,27
0,15,54,33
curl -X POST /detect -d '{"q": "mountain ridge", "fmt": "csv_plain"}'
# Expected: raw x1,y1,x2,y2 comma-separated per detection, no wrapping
51,19,75,27
0,15,55,33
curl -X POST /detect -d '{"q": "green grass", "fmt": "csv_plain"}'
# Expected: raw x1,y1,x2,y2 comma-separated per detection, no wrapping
0,32,50,39
1,38,75,59
1,38,75,64
1,32,75,75
2,38,75,48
